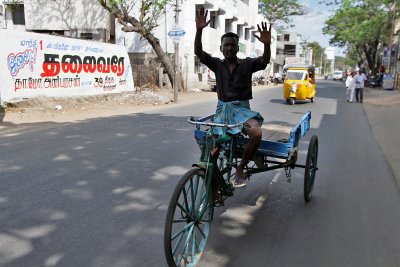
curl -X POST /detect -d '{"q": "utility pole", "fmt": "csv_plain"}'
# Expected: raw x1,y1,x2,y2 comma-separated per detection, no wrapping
168,0,185,103
320,55,323,75
387,1,396,74
173,0,180,103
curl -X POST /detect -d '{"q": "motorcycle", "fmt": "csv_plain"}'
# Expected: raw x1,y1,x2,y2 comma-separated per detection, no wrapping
252,75,265,86
367,74,383,88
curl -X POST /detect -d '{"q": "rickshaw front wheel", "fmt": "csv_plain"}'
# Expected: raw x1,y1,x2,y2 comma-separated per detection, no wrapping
164,168,213,267
287,98,295,105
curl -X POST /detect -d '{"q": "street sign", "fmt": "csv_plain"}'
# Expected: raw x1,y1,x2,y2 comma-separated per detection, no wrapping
168,25,185,43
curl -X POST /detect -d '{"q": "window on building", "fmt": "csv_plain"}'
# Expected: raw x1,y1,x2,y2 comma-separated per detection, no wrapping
277,35,282,41
210,11,220,29
237,25,242,38
244,28,249,40
277,48,284,55
210,13,216,29
284,44,296,55
11,4,25,25
81,32,93,40
225,19,232,33
194,56,206,73
284,34,290,41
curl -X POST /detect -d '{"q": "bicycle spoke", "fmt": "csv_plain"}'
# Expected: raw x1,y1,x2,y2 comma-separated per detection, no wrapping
191,232,196,260
190,178,196,216
178,224,195,266
171,222,194,241
182,186,191,215
172,219,188,223
195,223,207,238
172,225,188,256
177,202,195,222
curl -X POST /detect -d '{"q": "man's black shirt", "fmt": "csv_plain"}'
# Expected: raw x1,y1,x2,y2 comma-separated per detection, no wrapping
201,52,268,102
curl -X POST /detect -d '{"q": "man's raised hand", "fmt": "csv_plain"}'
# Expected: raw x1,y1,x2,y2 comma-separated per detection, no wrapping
196,7,211,30
254,22,272,44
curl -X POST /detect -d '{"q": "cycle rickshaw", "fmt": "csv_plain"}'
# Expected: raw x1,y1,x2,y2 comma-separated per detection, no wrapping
164,111,318,266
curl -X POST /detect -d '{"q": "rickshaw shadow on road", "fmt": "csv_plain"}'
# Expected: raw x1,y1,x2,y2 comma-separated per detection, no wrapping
269,99,310,105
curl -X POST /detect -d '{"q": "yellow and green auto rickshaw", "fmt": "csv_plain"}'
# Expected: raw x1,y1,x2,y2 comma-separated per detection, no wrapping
283,64,316,105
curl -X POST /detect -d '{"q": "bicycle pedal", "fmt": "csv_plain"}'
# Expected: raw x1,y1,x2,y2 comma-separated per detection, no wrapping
213,201,224,207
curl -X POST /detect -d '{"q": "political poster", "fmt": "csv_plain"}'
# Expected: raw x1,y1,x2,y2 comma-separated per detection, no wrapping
0,29,134,103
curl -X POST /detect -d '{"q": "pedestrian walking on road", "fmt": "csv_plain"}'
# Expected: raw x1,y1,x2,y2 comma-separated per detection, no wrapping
345,70,356,103
354,70,367,103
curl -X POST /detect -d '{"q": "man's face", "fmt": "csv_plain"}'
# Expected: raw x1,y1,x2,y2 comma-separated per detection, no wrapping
220,37,238,60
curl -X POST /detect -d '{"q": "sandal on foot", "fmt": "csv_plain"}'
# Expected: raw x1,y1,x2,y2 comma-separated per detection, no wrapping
233,174,248,188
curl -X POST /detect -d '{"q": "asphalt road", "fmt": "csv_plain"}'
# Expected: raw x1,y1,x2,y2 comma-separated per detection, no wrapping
1,80,400,266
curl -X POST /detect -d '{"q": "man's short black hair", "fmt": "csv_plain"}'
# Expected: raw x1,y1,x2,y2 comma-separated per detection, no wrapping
221,32,239,43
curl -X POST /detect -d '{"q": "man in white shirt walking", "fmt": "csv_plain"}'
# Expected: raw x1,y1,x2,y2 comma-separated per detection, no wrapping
354,70,367,103
345,70,356,103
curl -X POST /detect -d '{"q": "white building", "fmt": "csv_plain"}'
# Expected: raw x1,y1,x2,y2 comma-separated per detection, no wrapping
116,0,277,89
272,31,316,77
325,46,336,75
1,0,114,42
1,0,277,90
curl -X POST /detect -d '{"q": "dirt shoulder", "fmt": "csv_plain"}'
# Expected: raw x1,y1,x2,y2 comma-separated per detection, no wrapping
363,87,400,189
1,88,216,124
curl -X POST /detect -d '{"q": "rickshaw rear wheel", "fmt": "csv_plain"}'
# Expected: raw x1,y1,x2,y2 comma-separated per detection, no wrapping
164,168,213,267
304,135,318,202
311,97,314,103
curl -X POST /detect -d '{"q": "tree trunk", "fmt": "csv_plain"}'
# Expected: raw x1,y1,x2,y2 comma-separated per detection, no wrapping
97,1,185,93
363,42,378,74
146,34,184,92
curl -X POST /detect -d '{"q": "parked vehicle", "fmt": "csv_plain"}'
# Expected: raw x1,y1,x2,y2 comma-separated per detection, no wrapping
270,75,284,85
252,75,265,86
333,70,344,81
283,64,316,105
367,74,383,88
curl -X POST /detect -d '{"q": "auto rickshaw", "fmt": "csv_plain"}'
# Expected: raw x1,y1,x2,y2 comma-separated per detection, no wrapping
283,64,316,105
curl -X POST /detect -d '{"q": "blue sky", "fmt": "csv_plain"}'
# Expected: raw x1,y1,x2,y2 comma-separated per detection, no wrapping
290,0,345,56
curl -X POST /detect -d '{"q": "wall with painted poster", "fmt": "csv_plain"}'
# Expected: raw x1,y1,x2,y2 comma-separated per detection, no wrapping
0,29,134,104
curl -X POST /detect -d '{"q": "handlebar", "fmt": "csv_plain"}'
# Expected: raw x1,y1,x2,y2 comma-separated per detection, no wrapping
188,116,242,129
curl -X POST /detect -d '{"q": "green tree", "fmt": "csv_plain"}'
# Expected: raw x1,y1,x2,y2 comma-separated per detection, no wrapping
304,41,327,74
323,0,394,73
98,0,184,92
258,0,305,27
334,56,347,70
306,41,323,65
